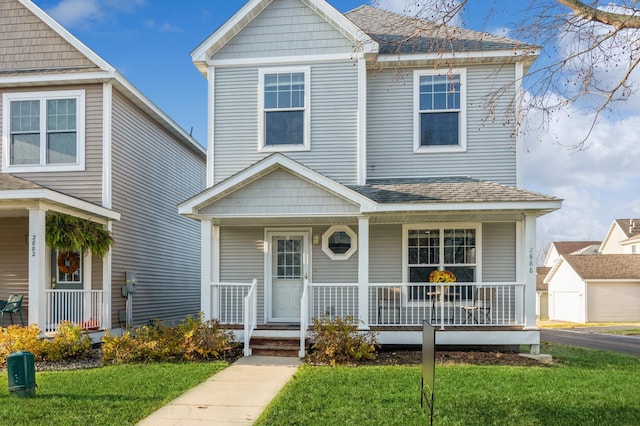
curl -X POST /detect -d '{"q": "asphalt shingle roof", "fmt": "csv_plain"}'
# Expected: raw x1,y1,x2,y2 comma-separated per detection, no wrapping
564,254,640,280
347,177,559,204
0,174,42,191
552,241,602,256
345,6,536,54
615,219,640,238
536,267,551,291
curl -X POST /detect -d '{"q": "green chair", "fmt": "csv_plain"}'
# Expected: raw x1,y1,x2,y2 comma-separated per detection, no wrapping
1,295,24,327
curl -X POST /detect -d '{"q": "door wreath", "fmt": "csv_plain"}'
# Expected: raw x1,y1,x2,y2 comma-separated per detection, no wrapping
57,251,80,275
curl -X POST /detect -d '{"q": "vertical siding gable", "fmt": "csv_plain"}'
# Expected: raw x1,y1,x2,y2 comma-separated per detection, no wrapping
367,65,517,185
214,62,359,184
110,90,206,326
212,0,355,60
0,0,99,72
200,168,359,216
0,84,104,203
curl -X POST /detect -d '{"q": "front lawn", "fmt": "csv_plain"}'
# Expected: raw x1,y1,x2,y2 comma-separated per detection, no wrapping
256,344,640,425
0,361,227,425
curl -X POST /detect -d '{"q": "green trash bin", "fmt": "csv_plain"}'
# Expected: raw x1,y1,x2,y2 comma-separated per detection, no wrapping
7,351,36,397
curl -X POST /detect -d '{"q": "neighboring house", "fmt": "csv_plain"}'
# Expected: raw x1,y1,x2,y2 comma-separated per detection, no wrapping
537,241,600,321
536,266,550,320
179,0,561,356
0,0,206,333
601,219,640,254
545,219,640,323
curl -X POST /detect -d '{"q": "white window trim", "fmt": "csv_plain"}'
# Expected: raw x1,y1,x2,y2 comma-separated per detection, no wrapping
322,225,358,260
413,69,467,153
257,67,311,152
401,223,481,306
2,90,86,173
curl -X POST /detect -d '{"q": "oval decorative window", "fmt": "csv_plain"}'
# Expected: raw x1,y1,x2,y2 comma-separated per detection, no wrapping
322,225,357,260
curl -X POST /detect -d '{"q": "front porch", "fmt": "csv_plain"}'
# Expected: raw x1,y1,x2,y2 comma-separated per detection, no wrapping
207,280,538,357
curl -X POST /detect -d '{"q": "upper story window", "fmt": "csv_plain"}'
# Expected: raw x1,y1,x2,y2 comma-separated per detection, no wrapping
2,90,85,173
414,69,466,153
258,68,310,152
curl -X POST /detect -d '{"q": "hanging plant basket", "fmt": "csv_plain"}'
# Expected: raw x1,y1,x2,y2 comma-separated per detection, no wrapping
46,213,114,258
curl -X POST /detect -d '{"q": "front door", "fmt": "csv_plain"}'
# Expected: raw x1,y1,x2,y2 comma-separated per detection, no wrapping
267,231,309,322
51,250,84,290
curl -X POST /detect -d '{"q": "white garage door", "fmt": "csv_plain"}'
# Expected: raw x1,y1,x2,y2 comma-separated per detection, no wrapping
587,283,640,322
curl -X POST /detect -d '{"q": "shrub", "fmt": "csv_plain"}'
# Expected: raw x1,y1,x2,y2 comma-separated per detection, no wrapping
44,321,93,362
307,315,379,365
0,325,46,366
101,314,237,364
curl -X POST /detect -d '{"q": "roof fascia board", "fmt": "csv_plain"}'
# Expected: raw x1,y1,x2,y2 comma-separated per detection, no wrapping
545,255,565,283
0,189,120,220
365,200,562,214
208,52,362,67
17,0,114,73
585,279,640,283
191,0,377,65
376,47,540,64
179,154,377,215
0,71,115,86
599,220,619,252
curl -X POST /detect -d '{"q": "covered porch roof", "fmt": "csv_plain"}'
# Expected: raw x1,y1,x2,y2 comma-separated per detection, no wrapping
179,154,562,226
0,174,120,223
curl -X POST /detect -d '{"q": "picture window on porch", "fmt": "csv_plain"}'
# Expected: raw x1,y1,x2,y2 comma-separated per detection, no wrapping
2,90,85,172
405,226,477,302
258,68,310,152
322,225,357,260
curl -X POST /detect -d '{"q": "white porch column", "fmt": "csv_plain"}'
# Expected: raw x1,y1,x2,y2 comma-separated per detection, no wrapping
200,220,214,320
358,217,369,329
27,207,47,329
524,214,540,354
102,221,113,329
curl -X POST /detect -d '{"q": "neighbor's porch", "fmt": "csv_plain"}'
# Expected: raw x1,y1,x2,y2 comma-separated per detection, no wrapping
0,185,119,334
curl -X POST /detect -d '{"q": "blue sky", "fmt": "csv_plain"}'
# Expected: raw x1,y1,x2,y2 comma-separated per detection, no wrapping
31,0,640,248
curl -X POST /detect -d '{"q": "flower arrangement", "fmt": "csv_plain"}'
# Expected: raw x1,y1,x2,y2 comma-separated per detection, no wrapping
428,270,456,283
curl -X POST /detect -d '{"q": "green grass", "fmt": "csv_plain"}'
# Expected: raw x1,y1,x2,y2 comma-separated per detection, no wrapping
0,361,227,425
598,329,640,336
256,344,640,426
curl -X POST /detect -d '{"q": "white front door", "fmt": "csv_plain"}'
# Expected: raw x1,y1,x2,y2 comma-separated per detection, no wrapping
267,231,309,322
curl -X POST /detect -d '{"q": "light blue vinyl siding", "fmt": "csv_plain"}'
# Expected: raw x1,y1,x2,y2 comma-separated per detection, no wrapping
111,91,205,327
213,0,354,60
312,225,358,283
213,62,359,184
370,224,403,283
367,65,517,185
482,222,517,281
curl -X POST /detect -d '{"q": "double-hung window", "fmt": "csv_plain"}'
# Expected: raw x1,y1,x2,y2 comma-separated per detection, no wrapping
3,90,85,172
414,69,466,153
404,224,478,302
258,68,310,151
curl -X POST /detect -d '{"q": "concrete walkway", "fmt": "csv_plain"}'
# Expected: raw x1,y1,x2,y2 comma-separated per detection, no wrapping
137,356,301,425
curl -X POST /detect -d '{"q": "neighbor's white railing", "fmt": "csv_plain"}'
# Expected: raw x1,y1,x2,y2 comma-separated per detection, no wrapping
243,279,258,356
44,289,104,333
369,283,525,329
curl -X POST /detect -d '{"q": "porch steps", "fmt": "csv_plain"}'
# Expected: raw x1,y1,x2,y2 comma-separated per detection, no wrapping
250,336,307,357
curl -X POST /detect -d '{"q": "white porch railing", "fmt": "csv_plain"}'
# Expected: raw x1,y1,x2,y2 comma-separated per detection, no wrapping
243,279,258,357
44,290,104,334
210,282,254,324
299,279,309,357
369,283,525,329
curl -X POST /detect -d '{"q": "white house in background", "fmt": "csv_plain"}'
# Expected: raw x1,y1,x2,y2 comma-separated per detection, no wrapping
179,0,561,356
545,219,640,323
0,0,206,333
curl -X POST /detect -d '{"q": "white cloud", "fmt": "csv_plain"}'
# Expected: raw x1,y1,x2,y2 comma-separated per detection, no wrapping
47,0,144,29
372,0,463,26
144,19,181,33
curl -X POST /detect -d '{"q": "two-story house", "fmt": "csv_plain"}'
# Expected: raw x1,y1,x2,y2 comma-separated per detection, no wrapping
1,0,206,333
179,0,561,356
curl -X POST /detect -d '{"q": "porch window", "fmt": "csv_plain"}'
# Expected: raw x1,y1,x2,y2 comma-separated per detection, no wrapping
322,225,357,260
405,225,477,302
2,90,85,172
258,68,310,152
413,69,466,153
